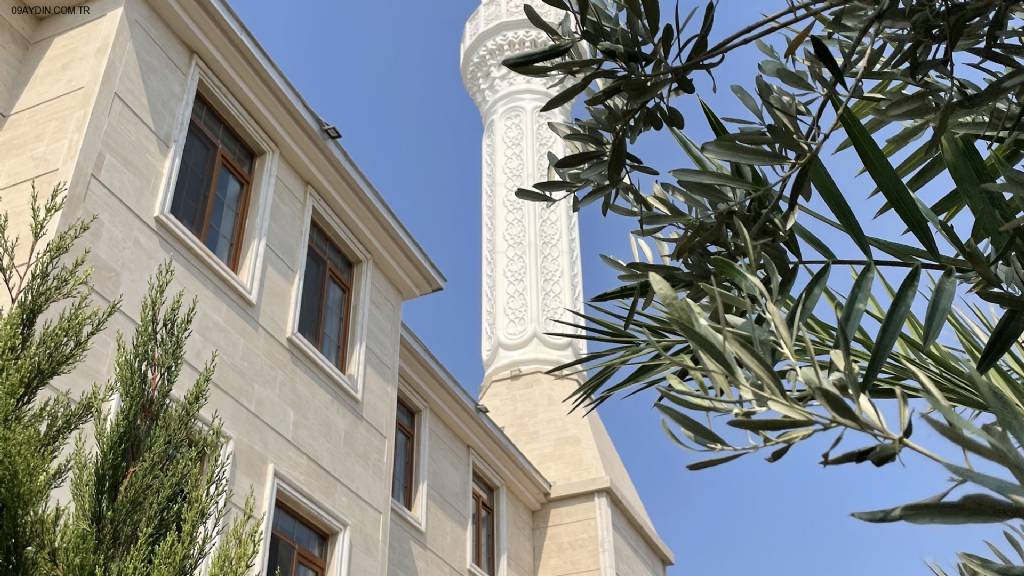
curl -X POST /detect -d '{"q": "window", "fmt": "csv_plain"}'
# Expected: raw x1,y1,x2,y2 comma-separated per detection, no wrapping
392,399,417,510
169,94,255,270
261,474,349,576
267,503,328,576
158,60,279,304
297,222,355,370
471,472,496,575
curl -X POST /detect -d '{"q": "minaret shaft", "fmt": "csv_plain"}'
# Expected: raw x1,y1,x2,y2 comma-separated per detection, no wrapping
461,3,673,573
462,6,583,380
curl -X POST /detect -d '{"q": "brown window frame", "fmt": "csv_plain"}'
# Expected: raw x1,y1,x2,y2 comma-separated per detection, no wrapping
174,93,255,271
392,398,417,510
269,501,329,576
301,222,354,371
471,472,496,576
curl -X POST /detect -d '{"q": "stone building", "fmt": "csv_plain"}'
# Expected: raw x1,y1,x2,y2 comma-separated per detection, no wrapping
0,0,674,574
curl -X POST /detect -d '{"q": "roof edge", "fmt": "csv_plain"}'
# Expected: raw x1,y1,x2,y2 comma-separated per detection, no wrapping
398,325,551,507
177,0,446,299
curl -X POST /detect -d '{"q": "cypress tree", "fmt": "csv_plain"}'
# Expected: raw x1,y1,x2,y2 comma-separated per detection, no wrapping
58,262,262,576
0,183,262,576
0,184,117,575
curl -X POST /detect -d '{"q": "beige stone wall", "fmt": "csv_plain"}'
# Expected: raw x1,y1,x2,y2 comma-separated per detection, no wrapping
388,402,470,575
0,2,673,575
534,495,601,576
79,1,406,571
480,372,608,486
0,2,551,574
387,385,537,576
0,0,121,262
0,1,407,574
0,0,32,115
611,501,667,576
481,371,673,575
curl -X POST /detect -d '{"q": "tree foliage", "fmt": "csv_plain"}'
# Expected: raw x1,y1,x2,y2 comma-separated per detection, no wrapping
0,184,261,576
508,0,1024,572
0,185,118,575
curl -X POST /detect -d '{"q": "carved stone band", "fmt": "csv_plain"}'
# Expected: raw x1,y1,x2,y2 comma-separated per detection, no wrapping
462,28,558,111
462,0,562,57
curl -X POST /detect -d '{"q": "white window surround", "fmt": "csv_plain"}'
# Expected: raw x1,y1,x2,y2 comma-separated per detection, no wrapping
286,186,372,401
155,55,278,306
467,450,508,576
390,383,429,533
258,464,351,576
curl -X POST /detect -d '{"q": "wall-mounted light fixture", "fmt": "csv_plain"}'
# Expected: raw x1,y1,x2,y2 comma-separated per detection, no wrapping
322,123,342,140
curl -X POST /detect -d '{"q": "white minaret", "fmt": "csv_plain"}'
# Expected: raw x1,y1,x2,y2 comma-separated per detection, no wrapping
461,0,584,381
462,3,674,575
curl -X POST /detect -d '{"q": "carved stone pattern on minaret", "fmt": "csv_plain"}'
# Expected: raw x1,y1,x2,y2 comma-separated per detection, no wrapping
501,109,529,339
534,109,565,332
462,28,556,110
463,0,563,64
482,121,496,359
568,208,585,353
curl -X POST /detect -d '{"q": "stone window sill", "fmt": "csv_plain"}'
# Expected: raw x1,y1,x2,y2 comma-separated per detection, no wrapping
287,332,361,402
155,212,257,305
391,498,426,534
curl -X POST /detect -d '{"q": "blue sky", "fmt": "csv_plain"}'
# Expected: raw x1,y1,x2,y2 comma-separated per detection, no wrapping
232,1,1002,573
